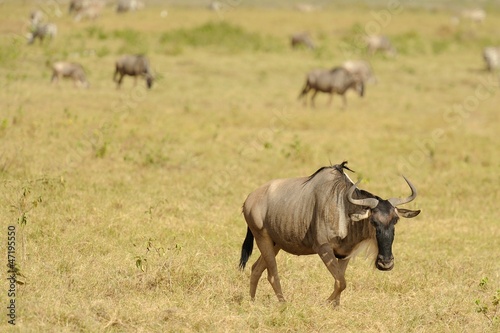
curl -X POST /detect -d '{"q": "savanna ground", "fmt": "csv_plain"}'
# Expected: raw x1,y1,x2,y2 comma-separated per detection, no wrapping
1,0,500,332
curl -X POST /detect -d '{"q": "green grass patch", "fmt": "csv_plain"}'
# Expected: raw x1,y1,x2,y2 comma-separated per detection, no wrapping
159,21,284,53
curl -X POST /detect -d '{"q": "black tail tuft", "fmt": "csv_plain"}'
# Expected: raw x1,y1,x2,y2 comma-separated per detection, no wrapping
239,227,254,270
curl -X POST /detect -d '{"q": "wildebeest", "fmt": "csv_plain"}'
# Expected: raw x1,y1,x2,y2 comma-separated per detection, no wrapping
290,32,315,50
298,67,364,108
208,1,223,11
342,60,377,84
69,0,104,21
454,8,486,25
27,22,57,44
483,47,500,72
113,54,154,89
239,161,420,306
29,10,44,27
69,0,85,15
365,35,396,56
117,0,144,13
294,3,319,12
51,61,89,88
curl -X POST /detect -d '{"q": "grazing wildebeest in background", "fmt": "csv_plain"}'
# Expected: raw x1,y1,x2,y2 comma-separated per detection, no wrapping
290,32,315,50
239,161,420,306
208,1,223,12
483,47,500,72
117,0,144,13
69,0,104,21
113,54,154,89
27,22,57,44
342,60,377,84
51,62,89,88
69,0,85,15
453,8,486,25
294,3,319,12
298,67,364,108
365,35,396,56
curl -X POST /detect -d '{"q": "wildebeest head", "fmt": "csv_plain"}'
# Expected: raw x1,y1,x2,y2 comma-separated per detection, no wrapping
347,177,420,271
145,73,154,89
355,81,364,97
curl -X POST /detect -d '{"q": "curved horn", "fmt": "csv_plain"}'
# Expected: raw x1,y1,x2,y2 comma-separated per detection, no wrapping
388,176,417,207
347,181,379,209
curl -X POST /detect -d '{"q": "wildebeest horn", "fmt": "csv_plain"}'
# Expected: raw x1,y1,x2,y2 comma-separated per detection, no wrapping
347,181,379,209
388,176,417,207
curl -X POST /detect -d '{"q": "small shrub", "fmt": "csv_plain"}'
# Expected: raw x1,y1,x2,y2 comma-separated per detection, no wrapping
113,28,149,54
393,30,427,55
431,39,451,55
0,36,22,65
475,277,500,326
159,21,283,53
96,46,110,58
85,25,108,40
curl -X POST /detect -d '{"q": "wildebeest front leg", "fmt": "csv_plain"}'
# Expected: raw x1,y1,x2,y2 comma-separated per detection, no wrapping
249,244,281,301
316,244,349,306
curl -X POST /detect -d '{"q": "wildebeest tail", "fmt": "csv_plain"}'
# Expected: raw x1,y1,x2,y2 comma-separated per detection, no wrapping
239,227,254,270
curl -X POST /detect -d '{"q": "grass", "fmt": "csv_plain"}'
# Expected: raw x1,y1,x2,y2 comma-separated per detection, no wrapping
1,0,500,332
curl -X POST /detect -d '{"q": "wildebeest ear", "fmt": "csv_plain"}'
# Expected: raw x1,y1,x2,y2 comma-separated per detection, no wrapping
396,208,421,218
350,209,371,222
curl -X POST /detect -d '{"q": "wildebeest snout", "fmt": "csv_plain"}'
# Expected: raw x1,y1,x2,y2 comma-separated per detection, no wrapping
376,254,394,271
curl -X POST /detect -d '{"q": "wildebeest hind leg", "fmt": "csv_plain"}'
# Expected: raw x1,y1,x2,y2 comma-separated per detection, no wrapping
250,245,280,300
327,93,333,106
316,244,349,306
254,235,285,302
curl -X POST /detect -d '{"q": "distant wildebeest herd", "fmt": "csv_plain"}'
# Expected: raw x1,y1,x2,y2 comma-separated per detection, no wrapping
26,1,153,90
25,2,496,110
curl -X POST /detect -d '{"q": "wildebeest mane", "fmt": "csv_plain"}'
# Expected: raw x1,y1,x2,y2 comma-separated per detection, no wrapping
303,160,354,185
330,66,343,73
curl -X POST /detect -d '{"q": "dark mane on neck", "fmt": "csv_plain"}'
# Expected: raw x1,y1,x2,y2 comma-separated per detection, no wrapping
303,161,355,185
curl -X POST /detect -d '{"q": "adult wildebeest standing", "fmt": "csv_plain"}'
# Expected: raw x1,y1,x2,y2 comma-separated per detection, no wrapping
51,61,89,88
298,67,364,108
290,32,315,50
27,22,57,44
239,162,420,306
113,54,154,89
365,35,396,56
483,47,500,72
342,60,377,84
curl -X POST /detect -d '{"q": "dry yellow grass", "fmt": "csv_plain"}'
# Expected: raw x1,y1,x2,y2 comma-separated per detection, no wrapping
1,1,500,332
